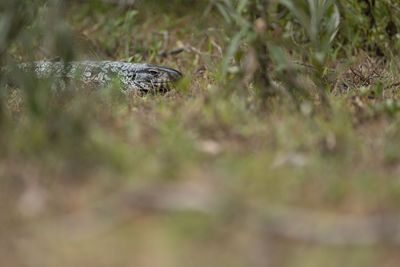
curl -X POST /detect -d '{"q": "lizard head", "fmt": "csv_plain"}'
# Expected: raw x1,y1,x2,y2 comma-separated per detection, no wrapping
131,65,182,93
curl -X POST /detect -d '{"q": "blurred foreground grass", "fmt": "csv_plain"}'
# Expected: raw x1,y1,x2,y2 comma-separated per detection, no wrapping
2,0,400,266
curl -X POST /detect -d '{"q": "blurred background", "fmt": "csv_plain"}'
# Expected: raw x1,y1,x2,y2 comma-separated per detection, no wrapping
2,0,400,266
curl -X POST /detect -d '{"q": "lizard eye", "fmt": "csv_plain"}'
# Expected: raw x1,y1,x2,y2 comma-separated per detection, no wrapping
131,73,136,80
149,69,159,75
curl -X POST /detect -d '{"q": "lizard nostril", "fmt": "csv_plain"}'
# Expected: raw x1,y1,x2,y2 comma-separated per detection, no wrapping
131,73,136,80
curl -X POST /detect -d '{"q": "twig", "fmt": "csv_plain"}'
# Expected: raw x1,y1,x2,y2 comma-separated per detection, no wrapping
211,39,223,56
350,66,364,80
158,47,190,58
156,31,169,58
189,46,220,58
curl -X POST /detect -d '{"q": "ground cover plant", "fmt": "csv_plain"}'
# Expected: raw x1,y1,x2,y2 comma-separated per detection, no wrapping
2,0,400,266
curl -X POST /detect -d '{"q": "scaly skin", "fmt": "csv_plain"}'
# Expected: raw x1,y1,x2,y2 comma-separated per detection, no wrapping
17,61,183,93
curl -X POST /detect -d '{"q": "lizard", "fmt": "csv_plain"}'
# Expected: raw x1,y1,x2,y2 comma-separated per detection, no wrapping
13,61,183,93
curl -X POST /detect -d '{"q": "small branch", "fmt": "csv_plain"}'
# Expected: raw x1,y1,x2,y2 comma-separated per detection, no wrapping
158,47,190,58
155,31,169,58
211,39,223,56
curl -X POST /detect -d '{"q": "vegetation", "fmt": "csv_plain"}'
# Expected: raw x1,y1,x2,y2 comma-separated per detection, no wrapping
2,0,400,266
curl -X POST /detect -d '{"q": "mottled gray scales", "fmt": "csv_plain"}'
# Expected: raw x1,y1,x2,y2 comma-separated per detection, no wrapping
18,61,182,93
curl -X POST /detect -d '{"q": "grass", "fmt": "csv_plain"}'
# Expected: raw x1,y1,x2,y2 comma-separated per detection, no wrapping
2,0,400,266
